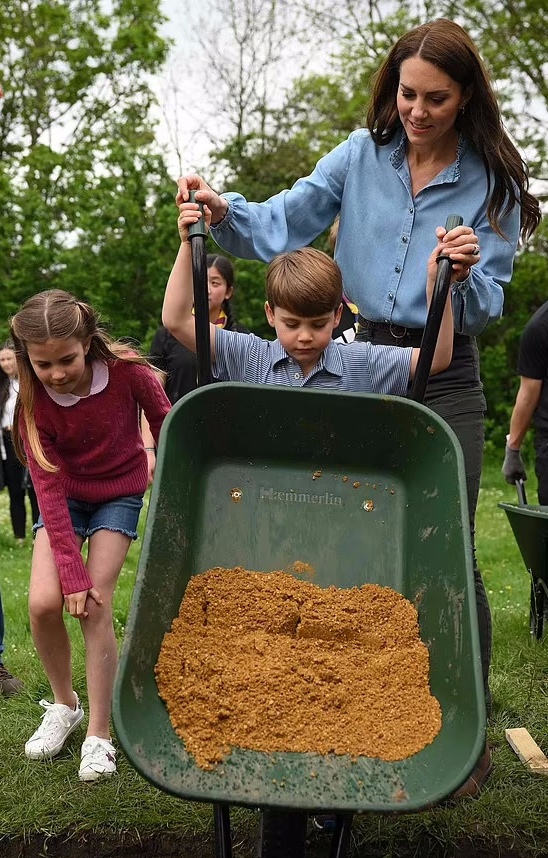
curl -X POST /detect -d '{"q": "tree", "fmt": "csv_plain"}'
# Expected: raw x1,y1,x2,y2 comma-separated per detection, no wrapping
0,0,178,344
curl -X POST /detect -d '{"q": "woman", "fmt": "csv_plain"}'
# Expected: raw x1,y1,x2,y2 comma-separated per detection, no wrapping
0,342,39,543
176,18,541,796
149,253,249,405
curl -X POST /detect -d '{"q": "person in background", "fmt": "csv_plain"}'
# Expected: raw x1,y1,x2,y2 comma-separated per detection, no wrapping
10,290,170,781
502,301,548,502
149,253,249,405
176,18,541,797
0,590,24,697
0,342,39,544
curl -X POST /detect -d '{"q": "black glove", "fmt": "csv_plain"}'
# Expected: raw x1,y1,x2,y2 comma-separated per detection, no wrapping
502,445,527,484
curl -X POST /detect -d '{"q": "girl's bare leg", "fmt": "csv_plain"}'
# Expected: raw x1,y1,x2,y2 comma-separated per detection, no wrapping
80,530,132,739
29,528,85,707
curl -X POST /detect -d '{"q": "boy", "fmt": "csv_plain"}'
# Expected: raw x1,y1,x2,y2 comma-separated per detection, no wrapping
163,203,459,392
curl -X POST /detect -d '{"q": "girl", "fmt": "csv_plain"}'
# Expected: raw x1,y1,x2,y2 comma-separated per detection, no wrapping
149,253,250,405
10,290,170,782
0,342,40,543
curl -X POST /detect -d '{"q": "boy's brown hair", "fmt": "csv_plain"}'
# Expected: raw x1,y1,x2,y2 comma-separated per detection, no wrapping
266,248,343,316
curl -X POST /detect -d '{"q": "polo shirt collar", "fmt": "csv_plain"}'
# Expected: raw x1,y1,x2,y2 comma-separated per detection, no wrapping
271,339,343,377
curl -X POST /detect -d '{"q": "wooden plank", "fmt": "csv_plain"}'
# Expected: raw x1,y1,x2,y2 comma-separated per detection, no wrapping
505,727,548,774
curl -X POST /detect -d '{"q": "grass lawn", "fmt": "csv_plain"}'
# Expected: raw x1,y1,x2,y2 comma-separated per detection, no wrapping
1,459,548,857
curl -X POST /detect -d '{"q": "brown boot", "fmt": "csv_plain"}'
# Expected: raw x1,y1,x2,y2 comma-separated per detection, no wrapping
452,745,493,799
0,664,24,697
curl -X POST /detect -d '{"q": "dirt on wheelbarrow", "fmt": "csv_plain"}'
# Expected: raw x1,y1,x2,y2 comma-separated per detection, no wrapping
0,831,544,858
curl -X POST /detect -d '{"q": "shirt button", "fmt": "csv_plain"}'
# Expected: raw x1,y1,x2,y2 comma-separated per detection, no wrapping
294,372,301,379
409,207,414,213
395,266,401,273
388,292,394,299
402,235,408,243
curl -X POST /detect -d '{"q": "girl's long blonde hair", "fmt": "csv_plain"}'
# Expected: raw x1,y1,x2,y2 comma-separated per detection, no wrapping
10,289,164,473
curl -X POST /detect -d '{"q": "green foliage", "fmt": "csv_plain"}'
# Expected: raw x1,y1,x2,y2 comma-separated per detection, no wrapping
480,220,548,455
0,0,174,346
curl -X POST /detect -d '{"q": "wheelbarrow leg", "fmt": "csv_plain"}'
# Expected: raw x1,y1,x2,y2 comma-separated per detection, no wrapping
213,804,233,858
329,814,353,858
257,809,308,858
530,578,546,641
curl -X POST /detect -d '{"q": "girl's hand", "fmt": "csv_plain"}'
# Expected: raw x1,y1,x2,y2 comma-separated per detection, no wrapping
176,174,228,224
146,449,156,486
177,201,212,242
64,587,103,619
437,225,480,282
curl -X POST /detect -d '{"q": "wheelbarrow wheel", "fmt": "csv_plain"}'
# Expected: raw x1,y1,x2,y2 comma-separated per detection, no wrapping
529,577,548,640
256,810,308,858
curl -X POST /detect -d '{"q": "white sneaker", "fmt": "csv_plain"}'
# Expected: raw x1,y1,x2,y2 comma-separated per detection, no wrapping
79,736,117,782
25,695,85,759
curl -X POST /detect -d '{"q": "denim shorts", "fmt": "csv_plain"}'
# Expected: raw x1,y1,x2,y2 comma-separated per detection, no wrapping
33,494,144,541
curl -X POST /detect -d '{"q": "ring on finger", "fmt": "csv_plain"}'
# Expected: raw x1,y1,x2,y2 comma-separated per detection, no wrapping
472,244,480,256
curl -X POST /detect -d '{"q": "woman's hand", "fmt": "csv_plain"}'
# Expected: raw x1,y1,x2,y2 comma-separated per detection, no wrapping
437,225,481,282
176,174,228,224
64,587,103,619
177,201,212,242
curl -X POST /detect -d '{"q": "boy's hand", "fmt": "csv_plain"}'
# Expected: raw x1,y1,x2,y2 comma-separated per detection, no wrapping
64,587,103,619
178,202,212,242
176,174,228,224
436,225,480,282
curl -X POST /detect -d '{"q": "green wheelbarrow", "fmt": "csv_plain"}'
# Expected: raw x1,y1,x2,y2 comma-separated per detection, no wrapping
112,215,485,857
499,479,548,640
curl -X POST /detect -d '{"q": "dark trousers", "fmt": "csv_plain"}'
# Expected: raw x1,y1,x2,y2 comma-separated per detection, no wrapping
534,437,548,505
356,327,492,712
2,430,40,539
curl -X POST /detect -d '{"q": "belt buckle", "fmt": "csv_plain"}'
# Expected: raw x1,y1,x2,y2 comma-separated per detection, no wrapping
389,322,408,340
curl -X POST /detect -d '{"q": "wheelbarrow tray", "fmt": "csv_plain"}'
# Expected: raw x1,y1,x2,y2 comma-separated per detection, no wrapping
498,501,548,581
113,382,485,813
498,499,548,638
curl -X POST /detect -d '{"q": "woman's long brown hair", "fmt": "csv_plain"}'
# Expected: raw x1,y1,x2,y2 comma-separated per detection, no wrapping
366,18,541,241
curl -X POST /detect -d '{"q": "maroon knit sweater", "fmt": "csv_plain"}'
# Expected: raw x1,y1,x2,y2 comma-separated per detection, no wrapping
21,359,171,595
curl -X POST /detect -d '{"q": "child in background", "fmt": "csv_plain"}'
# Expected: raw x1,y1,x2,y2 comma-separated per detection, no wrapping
150,253,250,405
162,203,478,390
10,290,170,782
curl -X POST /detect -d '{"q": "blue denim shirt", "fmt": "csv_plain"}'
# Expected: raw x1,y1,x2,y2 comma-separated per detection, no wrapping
211,129,520,335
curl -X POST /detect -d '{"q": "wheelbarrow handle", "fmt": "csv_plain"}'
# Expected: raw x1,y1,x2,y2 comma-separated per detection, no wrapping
409,214,463,403
188,190,212,387
515,478,528,506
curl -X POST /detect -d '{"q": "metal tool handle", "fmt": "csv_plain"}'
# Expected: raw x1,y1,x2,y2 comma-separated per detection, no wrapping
188,190,212,386
515,478,528,506
409,214,464,403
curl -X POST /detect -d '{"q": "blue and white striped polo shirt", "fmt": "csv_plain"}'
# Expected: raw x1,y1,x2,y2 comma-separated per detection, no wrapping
213,329,412,394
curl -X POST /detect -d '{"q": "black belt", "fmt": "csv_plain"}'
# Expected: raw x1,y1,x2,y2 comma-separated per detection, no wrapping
357,317,424,347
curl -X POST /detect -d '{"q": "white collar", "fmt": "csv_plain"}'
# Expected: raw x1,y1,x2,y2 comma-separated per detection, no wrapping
44,360,109,407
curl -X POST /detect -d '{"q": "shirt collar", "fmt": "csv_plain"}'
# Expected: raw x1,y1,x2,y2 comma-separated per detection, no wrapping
44,360,109,407
390,128,467,181
271,339,344,377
